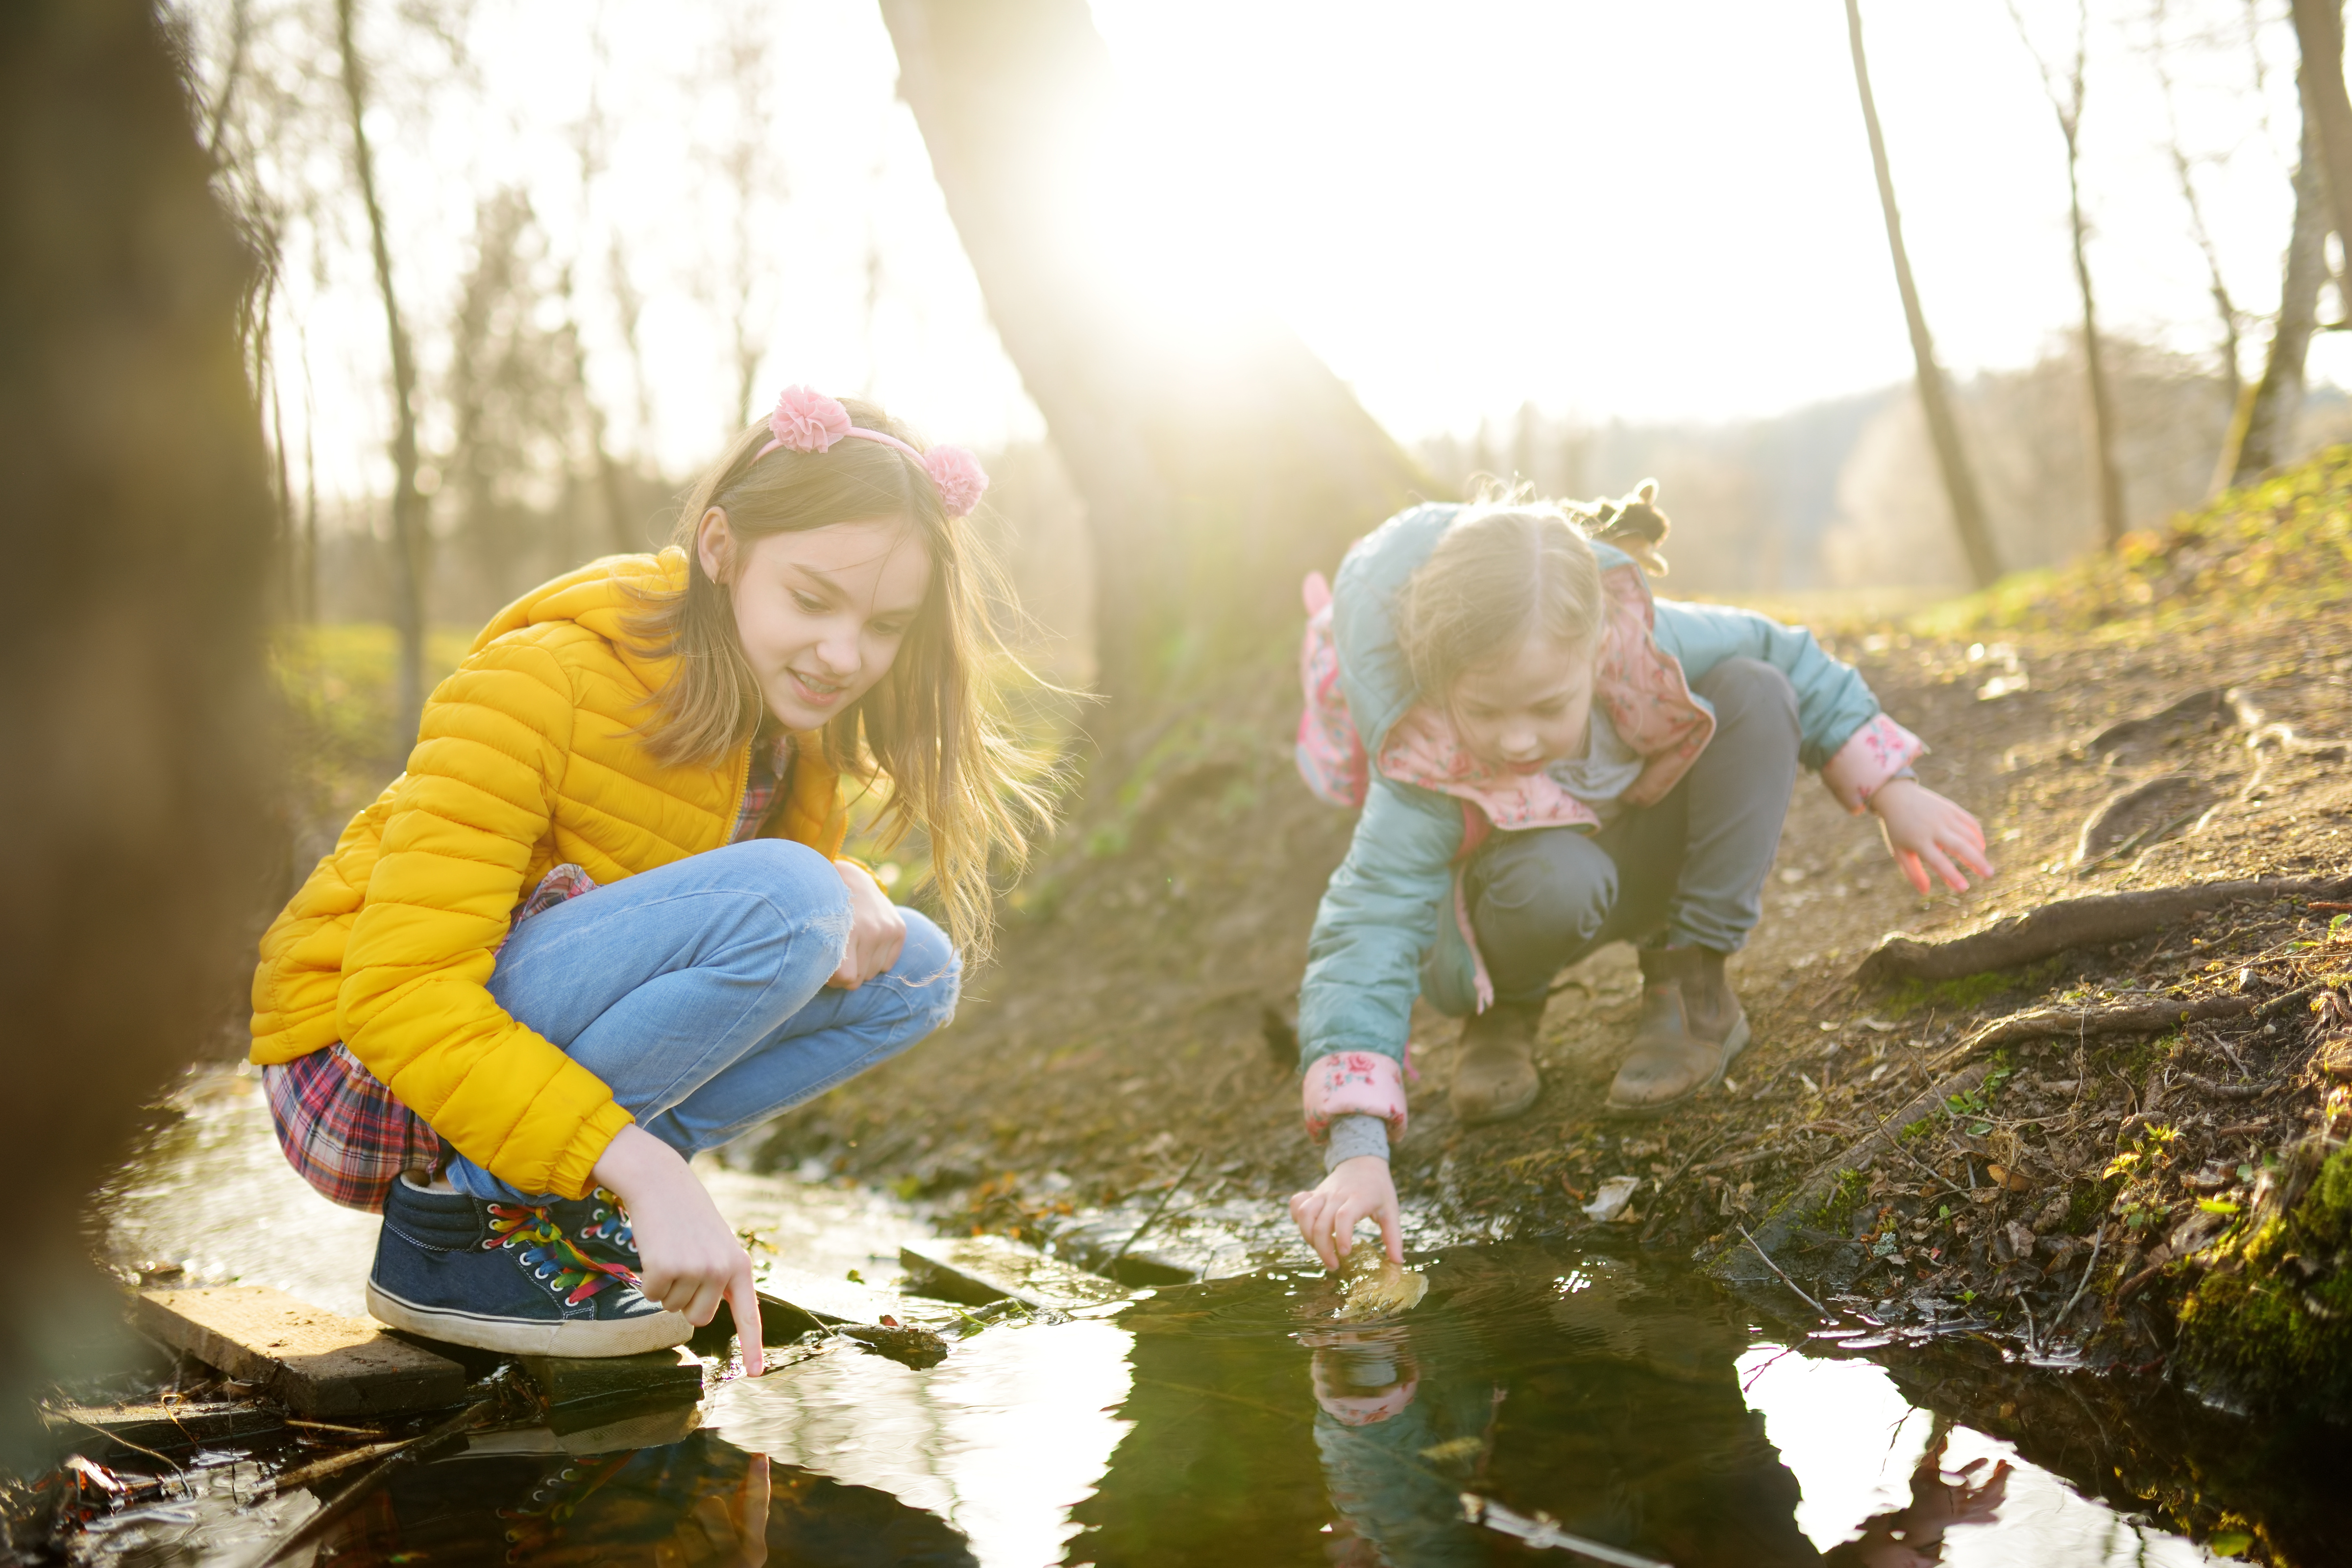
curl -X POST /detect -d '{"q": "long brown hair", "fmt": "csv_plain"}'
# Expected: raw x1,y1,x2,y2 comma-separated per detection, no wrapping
627,398,1049,961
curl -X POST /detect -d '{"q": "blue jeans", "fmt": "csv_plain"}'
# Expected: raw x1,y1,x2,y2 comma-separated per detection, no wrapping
444,840,960,1204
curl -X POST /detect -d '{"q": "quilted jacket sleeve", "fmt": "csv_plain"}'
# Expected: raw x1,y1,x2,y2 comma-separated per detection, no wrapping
335,636,635,1198
1296,775,1464,1072
1651,599,1884,770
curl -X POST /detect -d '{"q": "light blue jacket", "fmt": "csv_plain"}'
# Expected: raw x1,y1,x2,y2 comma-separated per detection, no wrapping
1296,503,1887,1073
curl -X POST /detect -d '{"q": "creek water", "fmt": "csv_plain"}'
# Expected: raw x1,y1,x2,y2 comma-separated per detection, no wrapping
78,1069,2294,1566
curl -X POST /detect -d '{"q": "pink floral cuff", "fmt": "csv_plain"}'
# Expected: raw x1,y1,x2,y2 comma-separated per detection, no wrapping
1821,713,1927,813
1302,1052,1409,1142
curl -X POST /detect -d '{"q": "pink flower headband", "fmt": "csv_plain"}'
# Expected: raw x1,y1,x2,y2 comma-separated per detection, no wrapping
753,385,989,518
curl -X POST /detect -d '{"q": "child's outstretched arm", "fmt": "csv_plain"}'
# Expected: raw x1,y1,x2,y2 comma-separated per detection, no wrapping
1868,777,1994,893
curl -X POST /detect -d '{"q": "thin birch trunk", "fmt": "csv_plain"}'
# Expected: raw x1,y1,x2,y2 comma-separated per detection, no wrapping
2291,0,2352,246
2226,69,2331,488
1845,0,2002,588
336,0,427,745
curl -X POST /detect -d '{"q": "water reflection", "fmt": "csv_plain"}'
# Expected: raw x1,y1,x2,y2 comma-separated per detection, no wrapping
93,1084,2247,1567
333,1428,976,1566
1074,1242,2225,1568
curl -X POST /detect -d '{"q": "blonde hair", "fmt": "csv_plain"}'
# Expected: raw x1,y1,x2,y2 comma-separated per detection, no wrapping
627,397,1048,962
1393,486,1609,704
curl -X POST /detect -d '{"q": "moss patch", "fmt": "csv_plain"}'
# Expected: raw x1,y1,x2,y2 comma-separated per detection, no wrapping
2176,1143,2352,1414
1880,958,2067,1019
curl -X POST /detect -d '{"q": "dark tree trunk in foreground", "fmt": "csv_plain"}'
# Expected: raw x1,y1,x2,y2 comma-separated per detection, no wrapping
1844,0,2002,589
2224,68,2330,489
879,0,1435,712
0,0,275,1462
336,0,428,745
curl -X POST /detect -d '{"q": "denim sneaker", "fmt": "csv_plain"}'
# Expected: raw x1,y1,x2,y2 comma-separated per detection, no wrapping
366,1176,691,1356
557,1187,640,1275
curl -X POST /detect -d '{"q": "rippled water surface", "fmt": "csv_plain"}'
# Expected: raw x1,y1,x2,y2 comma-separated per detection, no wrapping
82,1072,2298,1566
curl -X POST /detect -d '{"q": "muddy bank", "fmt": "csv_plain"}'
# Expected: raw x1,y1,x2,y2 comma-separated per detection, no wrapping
764,462,2352,1424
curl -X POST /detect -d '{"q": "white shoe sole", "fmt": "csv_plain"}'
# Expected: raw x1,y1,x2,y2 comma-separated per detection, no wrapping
367,1280,694,1357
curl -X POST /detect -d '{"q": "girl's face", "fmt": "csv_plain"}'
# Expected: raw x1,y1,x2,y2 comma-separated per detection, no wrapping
697,508,932,731
1450,634,1598,773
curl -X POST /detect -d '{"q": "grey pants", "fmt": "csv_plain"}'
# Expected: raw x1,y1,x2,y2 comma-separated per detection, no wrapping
1467,657,1800,1006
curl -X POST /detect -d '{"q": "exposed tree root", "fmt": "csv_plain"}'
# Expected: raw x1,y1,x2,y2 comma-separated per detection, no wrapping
1854,876,2351,987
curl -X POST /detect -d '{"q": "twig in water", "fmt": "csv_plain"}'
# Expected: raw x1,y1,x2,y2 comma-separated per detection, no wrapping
2019,1294,2039,1359
2056,1226,2105,1332
1736,1224,1832,1321
55,1415,181,1472
1108,1149,1203,1269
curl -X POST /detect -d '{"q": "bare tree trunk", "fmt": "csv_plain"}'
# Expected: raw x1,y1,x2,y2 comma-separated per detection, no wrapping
2224,69,2330,489
1844,0,2002,589
2292,0,2352,246
2011,0,2129,547
879,0,1438,711
2149,2,2241,410
335,0,426,744
2064,128,2131,545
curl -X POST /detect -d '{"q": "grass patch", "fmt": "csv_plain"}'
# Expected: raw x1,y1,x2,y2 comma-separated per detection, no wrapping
1913,446,2352,637
1880,958,2067,1020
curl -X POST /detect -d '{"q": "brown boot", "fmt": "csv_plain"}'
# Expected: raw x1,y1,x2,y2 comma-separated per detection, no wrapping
1450,1000,1544,1125
1606,947,1751,1115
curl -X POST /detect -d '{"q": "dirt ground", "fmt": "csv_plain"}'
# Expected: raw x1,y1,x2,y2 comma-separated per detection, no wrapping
763,458,2352,1409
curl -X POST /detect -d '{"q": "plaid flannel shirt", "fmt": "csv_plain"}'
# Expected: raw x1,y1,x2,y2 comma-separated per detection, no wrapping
265,730,798,1212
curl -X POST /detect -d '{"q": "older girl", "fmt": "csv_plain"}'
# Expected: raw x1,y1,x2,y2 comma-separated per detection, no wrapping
1287,488,1989,1267
251,389,1040,1367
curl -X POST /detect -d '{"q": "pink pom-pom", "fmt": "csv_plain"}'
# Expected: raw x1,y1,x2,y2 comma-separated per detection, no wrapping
924,444,989,516
768,385,852,453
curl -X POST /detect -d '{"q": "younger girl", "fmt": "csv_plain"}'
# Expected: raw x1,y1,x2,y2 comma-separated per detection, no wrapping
251,388,1040,1368
1287,488,1990,1268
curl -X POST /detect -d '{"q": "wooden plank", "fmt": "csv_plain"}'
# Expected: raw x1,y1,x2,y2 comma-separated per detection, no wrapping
131,1287,468,1417
898,1235,1129,1311
45,1400,286,1451
516,1346,702,1407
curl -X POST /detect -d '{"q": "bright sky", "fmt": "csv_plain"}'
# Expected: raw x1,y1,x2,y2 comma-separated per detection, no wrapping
246,0,2345,500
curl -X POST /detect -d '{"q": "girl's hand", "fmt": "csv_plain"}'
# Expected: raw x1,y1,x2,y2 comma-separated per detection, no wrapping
592,1124,764,1375
1289,1155,1403,1271
830,860,906,989
1869,778,1994,894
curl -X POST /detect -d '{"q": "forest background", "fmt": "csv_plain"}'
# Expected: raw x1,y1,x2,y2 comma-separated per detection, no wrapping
173,0,2352,887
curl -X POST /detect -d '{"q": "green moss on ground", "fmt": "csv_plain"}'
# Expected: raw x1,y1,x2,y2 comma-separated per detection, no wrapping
1881,959,2067,1019
2176,1143,2352,1412
1915,446,2352,637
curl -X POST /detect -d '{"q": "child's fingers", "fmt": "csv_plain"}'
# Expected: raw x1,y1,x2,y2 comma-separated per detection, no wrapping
727,1268,764,1377
1290,1192,1339,1271
1377,1204,1404,1266
1921,843,1969,892
1947,832,1996,879
1895,848,1930,894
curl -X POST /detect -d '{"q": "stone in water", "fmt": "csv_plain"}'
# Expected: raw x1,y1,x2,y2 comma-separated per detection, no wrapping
1333,1240,1427,1322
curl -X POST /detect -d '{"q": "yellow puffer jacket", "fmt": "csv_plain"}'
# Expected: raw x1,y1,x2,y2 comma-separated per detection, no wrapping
250,549,847,1198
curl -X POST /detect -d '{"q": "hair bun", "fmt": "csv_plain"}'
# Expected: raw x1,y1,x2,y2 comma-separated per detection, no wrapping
1592,478,1669,576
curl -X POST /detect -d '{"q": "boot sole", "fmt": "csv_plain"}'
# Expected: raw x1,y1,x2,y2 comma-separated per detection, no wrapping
366,1280,694,1357
1603,1015,1752,1118
1453,1072,1542,1126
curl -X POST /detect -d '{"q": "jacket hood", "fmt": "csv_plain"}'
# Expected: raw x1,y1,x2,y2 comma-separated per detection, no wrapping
470,547,685,682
